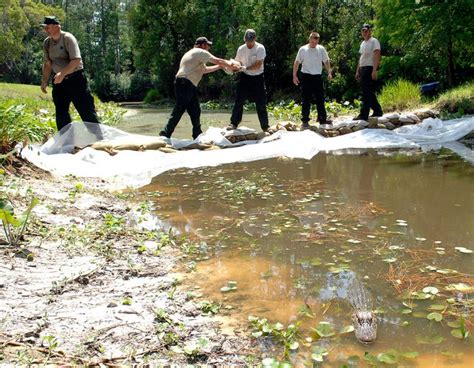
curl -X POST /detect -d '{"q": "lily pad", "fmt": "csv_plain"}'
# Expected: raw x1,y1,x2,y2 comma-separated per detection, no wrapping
451,329,470,339
401,351,419,359
416,334,444,344
313,322,336,337
220,280,238,293
339,325,355,334
445,283,474,292
311,346,328,362
377,352,398,364
422,286,439,295
289,341,299,350
454,246,472,254
427,312,443,322
428,304,446,311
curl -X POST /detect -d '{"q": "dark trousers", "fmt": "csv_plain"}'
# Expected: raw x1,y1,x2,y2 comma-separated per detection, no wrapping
161,78,202,139
359,66,383,119
230,73,269,130
301,73,327,124
52,70,100,131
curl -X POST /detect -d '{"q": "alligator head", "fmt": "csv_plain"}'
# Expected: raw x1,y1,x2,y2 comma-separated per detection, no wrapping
352,310,377,344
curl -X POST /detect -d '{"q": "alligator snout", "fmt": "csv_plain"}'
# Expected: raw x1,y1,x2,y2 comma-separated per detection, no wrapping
352,311,377,344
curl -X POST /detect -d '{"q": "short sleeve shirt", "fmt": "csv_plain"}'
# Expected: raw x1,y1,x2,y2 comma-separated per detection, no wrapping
43,31,83,74
176,48,213,86
359,37,381,67
295,44,329,75
235,42,266,76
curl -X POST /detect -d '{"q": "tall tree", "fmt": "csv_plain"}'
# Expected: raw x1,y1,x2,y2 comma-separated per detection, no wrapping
375,0,474,87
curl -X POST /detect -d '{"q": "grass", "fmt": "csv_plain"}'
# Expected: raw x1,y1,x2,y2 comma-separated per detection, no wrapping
0,82,125,155
436,81,474,115
377,79,421,112
0,82,53,101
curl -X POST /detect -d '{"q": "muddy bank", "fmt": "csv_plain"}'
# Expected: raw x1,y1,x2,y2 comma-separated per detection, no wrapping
0,161,253,366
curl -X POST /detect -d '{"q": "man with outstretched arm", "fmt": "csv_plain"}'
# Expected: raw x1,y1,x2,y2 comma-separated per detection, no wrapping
40,16,100,131
227,29,269,132
354,23,383,121
293,31,333,129
160,37,238,140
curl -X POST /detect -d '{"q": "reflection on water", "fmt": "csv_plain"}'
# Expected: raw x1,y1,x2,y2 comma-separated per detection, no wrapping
119,108,265,139
142,151,474,366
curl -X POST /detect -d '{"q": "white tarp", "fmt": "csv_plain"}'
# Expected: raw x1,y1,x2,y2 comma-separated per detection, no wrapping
22,117,474,189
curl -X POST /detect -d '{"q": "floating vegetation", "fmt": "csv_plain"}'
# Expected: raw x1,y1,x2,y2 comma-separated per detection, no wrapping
144,155,473,366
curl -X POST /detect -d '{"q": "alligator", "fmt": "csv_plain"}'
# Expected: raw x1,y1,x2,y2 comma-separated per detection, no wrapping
347,278,377,344
305,271,378,344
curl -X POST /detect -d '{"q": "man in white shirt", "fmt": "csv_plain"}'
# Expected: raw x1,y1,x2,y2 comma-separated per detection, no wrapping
160,37,236,139
228,29,269,132
354,23,383,121
293,31,333,129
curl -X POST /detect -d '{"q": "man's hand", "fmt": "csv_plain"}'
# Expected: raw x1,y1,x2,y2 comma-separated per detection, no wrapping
53,72,65,84
293,76,299,86
328,71,333,81
355,71,360,81
40,81,48,93
371,69,377,80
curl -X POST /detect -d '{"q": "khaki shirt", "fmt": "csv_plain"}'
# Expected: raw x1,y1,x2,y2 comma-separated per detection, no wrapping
176,48,212,87
43,31,83,74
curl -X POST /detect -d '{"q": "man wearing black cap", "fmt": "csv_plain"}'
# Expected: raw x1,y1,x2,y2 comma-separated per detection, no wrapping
227,29,269,132
40,16,100,131
354,23,383,121
160,37,237,139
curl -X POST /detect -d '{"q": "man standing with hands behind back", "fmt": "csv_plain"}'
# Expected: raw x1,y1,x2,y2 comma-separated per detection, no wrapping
293,31,333,129
354,23,383,121
40,16,100,131
227,29,269,132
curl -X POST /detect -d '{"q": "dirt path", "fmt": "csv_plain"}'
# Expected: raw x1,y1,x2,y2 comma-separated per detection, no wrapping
0,161,253,366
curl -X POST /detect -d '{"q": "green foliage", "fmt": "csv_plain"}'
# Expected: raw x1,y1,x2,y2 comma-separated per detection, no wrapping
378,79,421,112
375,0,474,87
143,89,162,104
248,316,300,359
268,100,357,122
0,185,39,247
436,81,474,116
0,101,54,153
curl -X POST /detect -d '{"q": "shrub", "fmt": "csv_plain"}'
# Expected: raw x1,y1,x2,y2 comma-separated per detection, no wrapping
143,88,162,104
378,79,421,112
0,101,54,154
436,81,474,116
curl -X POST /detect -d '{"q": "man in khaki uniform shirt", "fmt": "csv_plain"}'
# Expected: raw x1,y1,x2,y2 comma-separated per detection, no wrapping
41,16,100,131
160,37,236,139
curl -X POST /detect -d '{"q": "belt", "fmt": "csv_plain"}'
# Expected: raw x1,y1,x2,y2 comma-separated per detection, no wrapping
64,69,84,79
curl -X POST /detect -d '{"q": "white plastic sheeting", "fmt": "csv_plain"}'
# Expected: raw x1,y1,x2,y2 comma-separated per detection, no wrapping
22,117,474,189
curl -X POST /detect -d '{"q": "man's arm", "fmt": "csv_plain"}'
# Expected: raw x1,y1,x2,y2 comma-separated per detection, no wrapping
53,58,82,84
372,49,381,80
293,60,301,85
246,58,263,71
41,60,52,93
324,60,333,80
355,60,361,81
204,56,235,74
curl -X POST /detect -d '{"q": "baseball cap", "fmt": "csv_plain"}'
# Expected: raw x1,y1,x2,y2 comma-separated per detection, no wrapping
244,29,256,41
361,23,372,30
41,16,60,26
195,37,213,46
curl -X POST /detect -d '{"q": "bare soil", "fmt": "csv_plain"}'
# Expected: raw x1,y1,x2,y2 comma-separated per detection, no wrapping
0,159,254,366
